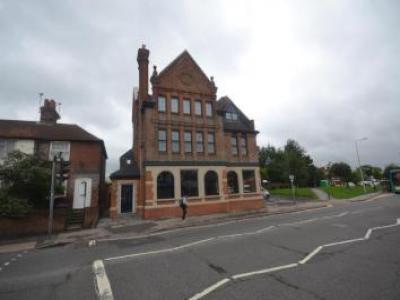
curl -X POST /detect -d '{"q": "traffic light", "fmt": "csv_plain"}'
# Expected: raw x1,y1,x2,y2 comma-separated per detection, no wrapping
56,159,70,183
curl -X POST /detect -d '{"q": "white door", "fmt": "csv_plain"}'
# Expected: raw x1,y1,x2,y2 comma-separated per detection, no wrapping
73,178,92,209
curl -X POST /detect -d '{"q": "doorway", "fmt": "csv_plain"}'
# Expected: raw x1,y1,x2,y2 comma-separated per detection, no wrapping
73,178,92,209
120,184,134,213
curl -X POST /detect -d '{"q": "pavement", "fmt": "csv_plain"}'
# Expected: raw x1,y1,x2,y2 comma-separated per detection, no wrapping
0,191,385,254
0,192,398,299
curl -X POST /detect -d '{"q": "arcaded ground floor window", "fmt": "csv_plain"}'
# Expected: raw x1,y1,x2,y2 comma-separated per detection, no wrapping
157,171,174,199
204,170,219,195
242,170,256,193
181,170,198,197
227,171,239,194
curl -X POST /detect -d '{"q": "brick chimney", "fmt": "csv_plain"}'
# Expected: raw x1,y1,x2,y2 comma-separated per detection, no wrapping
137,44,150,103
40,99,60,124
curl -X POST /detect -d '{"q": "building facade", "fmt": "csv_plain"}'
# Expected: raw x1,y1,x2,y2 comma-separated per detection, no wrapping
110,46,263,219
0,99,107,229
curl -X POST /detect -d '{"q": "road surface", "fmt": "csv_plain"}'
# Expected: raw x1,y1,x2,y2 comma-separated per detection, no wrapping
0,194,399,300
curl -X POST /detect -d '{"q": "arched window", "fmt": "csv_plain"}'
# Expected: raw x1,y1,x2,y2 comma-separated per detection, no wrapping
227,171,239,194
205,171,219,196
157,171,174,199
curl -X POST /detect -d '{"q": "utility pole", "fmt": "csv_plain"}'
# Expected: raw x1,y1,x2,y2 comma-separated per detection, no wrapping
289,174,295,203
355,137,368,193
48,155,57,237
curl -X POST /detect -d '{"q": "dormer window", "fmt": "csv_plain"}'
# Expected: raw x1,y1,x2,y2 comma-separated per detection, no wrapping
126,159,131,165
225,112,238,120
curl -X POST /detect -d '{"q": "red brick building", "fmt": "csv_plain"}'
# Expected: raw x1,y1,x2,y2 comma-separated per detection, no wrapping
0,99,107,230
110,46,263,219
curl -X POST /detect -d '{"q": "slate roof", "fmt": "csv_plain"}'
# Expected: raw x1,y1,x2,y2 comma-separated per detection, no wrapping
216,97,259,134
109,149,140,180
0,119,107,157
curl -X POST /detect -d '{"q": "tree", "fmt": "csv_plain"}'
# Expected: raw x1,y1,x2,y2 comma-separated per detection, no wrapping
259,139,317,187
383,163,400,179
0,151,52,211
329,162,352,182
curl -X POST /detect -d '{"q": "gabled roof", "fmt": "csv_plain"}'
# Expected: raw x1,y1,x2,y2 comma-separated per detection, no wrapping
0,119,107,157
153,50,216,94
217,96,258,134
110,149,140,179
157,50,210,81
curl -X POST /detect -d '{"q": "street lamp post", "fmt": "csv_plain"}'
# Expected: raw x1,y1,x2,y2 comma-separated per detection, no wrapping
355,137,368,193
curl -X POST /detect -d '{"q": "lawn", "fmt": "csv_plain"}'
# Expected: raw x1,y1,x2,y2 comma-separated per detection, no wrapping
269,187,317,200
321,185,380,199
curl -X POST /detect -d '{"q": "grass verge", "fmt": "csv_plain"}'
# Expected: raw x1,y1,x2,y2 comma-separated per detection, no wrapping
321,186,380,199
270,187,317,200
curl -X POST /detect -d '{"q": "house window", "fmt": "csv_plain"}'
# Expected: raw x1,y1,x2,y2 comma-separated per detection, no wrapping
225,112,231,120
157,171,174,199
158,130,167,152
183,99,191,115
181,170,198,197
231,136,238,156
184,131,192,153
205,170,219,196
196,132,203,153
195,100,202,116
242,170,256,193
50,141,70,161
0,139,14,159
171,97,179,113
232,113,238,120
206,102,213,117
240,136,247,155
172,130,180,153
227,171,239,194
158,96,166,112
207,133,215,154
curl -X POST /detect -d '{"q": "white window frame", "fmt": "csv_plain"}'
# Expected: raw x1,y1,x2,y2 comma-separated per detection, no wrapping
49,141,70,161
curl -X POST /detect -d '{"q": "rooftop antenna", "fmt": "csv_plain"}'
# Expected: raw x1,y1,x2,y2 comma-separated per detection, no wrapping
57,102,62,114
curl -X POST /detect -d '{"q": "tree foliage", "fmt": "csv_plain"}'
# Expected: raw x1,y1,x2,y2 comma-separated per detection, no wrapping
0,151,52,215
329,162,352,182
259,139,320,187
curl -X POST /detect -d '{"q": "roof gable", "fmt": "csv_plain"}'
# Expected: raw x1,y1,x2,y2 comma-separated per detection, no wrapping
217,97,258,133
153,50,216,95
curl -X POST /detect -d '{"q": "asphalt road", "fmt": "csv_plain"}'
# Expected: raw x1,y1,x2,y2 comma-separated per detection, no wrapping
0,195,399,300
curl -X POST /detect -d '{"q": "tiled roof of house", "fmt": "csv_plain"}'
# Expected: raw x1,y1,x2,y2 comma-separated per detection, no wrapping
109,149,140,179
0,119,107,157
217,96,259,134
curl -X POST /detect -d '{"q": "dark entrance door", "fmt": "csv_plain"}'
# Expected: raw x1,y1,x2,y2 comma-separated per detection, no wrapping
121,184,133,213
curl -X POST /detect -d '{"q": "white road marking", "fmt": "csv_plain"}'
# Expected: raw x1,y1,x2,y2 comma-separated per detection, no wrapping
189,278,231,300
299,246,323,264
4,262,9,266
188,217,400,299
0,267,2,271
93,260,114,300
97,204,332,243
88,240,96,247
104,212,349,262
17,254,22,257
232,263,298,280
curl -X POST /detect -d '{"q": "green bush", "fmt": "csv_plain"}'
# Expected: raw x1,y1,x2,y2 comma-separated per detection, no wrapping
0,190,32,218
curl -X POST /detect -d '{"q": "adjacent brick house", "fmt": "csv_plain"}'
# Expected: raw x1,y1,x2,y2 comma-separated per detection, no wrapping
110,46,263,219
0,99,107,229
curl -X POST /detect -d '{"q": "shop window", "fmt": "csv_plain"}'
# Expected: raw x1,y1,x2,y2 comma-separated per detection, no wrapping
242,170,256,193
157,171,174,199
205,171,219,195
181,170,198,197
227,171,239,194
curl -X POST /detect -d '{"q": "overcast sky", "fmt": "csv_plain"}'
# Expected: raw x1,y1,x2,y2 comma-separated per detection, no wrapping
1,0,399,175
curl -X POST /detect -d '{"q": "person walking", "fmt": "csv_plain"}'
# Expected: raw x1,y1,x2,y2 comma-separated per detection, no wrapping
179,195,188,220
